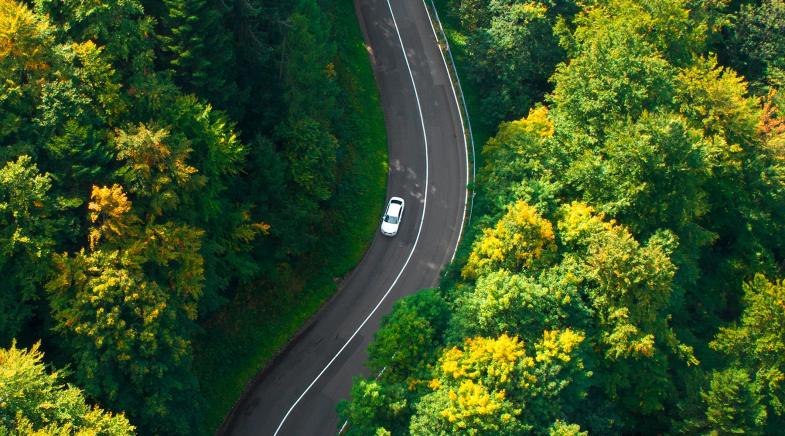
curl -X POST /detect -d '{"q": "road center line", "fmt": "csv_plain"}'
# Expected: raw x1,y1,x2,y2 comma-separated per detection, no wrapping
273,1,431,434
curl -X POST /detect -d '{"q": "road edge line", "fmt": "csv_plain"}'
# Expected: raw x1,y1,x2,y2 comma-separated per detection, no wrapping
423,0,476,240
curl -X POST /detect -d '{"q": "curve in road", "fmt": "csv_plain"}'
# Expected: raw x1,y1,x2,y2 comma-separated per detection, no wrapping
222,0,468,434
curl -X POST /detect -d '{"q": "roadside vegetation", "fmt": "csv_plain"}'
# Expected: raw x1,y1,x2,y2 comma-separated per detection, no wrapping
341,0,785,434
0,0,385,434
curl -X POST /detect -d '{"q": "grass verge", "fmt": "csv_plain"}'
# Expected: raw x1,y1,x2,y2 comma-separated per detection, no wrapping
192,1,388,432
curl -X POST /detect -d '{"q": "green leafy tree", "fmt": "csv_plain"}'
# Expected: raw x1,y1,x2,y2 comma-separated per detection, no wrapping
339,378,409,436
451,269,584,343
48,184,204,435
0,156,60,345
1,0,123,207
281,118,338,203
282,0,338,123
703,368,767,435
367,290,451,381
156,96,262,309
558,202,696,420
711,274,785,429
115,99,261,312
565,112,710,237
114,124,200,218
0,341,134,434
467,1,564,123
449,0,493,31
675,56,785,326
33,0,155,79
549,8,675,143
339,290,450,434
727,0,785,90
0,0,56,159
477,106,564,215
548,420,587,436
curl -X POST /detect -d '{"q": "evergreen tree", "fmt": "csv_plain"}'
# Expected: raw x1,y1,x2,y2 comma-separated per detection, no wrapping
702,368,767,435
158,0,244,118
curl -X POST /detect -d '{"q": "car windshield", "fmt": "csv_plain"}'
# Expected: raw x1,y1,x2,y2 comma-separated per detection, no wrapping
384,215,399,224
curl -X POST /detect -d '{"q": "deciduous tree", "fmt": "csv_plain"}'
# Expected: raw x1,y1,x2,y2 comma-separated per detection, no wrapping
0,341,134,434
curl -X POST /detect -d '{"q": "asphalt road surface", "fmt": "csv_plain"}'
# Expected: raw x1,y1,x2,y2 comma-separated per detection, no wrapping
221,0,468,434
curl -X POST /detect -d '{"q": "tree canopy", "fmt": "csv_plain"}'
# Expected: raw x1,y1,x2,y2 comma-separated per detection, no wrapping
0,0,382,433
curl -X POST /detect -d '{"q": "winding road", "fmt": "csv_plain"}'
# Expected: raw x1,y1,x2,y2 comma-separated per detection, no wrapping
222,0,468,434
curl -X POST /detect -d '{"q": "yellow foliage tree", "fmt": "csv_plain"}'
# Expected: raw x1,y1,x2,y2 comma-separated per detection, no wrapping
411,331,587,434
88,184,139,250
463,200,556,279
0,0,52,72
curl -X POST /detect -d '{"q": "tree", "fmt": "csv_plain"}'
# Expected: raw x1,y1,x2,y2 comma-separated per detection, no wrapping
115,124,200,219
1,0,124,218
702,368,767,435
281,117,338,203
282,0,338,124
449,0,493,31
158,96,262,310
114,105,261,313
477,105,565,216
0,0,56,159
711,274,785,429
339,290,450,435
566,112,710,237
0,156,60,345
33,0,155,79
727,0,785,90
463,200,556,279
367,290,450,381
451,270,584,343
158,0,244,118
558,202,696,421
48,184,205,434
339,378,409,436
409,331,587,434
0,341,134,434
549,0,691,143
675,56,785,328
548,420,587,436
410,377,529,435
467,1,564,124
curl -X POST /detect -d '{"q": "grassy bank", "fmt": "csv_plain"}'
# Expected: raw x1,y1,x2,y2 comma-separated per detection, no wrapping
192,1,388,432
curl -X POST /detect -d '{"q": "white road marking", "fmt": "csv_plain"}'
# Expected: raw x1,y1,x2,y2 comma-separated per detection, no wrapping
273,0,432,433
421,0,472,262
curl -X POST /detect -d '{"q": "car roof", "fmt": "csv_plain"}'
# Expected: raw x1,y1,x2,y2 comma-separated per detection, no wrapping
387,202,402,216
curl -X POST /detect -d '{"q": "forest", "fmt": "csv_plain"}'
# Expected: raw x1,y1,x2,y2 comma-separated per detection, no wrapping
340,0,785,434
0,0,386,434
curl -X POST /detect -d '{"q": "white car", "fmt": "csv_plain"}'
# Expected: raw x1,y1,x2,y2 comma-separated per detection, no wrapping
381,197,405,236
